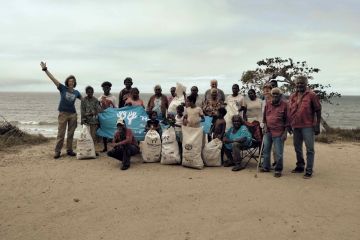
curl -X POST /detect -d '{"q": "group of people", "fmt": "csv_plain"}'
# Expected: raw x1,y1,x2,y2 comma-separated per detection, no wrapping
40,62,322,178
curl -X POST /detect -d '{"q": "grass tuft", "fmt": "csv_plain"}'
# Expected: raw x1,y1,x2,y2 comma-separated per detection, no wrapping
0,116,49,151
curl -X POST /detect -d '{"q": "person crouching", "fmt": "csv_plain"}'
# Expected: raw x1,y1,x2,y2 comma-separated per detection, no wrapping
107,118,139,170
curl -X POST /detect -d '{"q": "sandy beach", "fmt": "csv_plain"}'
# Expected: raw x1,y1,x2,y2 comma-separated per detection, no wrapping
1,138,359,240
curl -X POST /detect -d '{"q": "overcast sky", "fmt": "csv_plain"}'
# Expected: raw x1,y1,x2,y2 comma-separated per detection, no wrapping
0,0,359,95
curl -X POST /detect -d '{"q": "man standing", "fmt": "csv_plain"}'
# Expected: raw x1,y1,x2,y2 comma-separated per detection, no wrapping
118,77,133,108
289,76,321,179
224,84,245,130
262,88,289,177
147,85,169,120
204,79,225,102
167,87,176,104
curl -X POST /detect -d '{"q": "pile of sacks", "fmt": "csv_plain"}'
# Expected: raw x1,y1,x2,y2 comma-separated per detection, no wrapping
141,126,223,169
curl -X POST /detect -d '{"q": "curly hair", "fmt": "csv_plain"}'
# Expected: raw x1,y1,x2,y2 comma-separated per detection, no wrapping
65,75,77,88
101,81,112,88
85,86,94,92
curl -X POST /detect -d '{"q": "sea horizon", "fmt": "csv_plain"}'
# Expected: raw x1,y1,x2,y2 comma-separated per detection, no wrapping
0,92,359,137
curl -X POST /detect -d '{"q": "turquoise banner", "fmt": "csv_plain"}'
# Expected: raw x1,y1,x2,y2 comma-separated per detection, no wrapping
97,106,148,141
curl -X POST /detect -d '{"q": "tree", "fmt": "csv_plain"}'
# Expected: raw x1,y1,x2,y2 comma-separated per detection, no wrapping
240,57,341,130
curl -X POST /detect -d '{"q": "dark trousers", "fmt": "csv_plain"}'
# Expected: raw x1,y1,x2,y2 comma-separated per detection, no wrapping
107,144,139,167
223,142,247,166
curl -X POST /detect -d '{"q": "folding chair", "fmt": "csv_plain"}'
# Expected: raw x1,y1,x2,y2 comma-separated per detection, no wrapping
239,121,263,168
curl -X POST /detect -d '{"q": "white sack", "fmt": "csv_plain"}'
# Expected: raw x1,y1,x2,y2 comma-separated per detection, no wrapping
160,127,181,165
182,126,204,169
202,138,222,167
76,125,96,160
142,130,161,163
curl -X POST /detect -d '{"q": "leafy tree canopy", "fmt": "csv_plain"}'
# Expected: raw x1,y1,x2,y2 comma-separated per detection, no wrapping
240,57,341,104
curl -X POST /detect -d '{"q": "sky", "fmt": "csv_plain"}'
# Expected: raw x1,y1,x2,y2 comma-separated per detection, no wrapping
0,0,359,95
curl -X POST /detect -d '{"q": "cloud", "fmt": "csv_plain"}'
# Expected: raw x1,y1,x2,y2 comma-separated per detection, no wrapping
0,0,359,94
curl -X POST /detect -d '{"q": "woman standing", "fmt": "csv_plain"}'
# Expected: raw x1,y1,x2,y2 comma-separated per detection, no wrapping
243,89,262,123
40,62,82,159
125,88,145,107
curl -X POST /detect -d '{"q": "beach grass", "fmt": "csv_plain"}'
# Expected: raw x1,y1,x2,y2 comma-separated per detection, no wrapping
316,127,360,143
0,120,49,151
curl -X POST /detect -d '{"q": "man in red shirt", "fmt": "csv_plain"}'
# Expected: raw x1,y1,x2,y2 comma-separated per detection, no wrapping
107,118,139,170
289,76,322,179
262,88,289,177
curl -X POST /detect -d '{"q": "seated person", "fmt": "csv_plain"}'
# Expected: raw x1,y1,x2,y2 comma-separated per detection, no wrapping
107,118,139,170
145,111,160,134
223,115,252,171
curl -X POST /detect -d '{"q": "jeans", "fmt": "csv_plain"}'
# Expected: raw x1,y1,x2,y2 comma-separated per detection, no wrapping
293,127,315,174
263,132,284,172
224,142,247,166
107,144,139,167
55,112,77,153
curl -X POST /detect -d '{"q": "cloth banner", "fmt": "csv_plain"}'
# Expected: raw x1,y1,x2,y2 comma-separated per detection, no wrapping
97,106,148,141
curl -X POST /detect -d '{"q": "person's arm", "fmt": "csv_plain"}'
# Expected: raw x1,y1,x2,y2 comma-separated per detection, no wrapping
220,90,225,102
223,130,233,144
80,100,86,125
118,91,122,108
125,98,132,106
116,130,132,146
314,110,321,135
147,96,154,112
199,108,205,122
164,96,169,109
243,107,248,121
40,62,60,88
145,122,151,131
96,99,103,113
312,93,322,135
153,123,160,131
263,105,267,133
183,114,188,126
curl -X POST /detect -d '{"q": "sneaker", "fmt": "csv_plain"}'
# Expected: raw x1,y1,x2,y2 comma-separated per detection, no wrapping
303,172,312,179
232,165,245,171
121,164,130,170
67,151,76,157
223,161,234,167
291,167,304,173
260,168,270,173
274,172,282,178
54,152,61,159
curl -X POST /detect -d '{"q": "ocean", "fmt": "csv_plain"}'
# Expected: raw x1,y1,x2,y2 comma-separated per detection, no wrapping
0,92,359,137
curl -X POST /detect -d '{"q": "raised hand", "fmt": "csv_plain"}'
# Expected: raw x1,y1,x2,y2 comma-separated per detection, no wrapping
40,61,47,70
